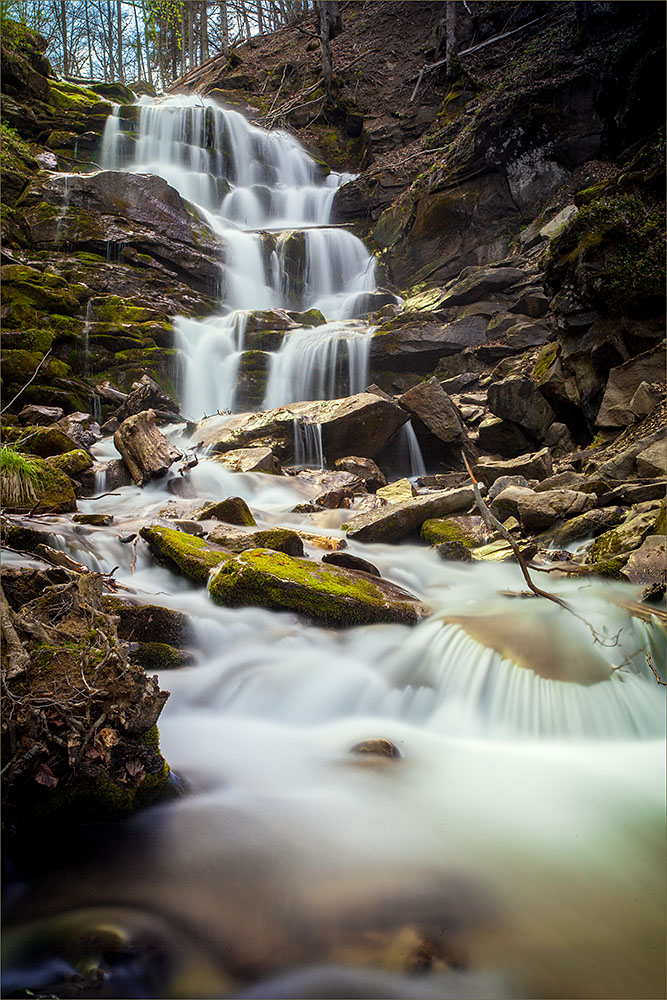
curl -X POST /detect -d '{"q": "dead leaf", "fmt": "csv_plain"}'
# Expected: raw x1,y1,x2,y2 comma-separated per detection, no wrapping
34,763,58,788
98,727,119,749
125,758,144,778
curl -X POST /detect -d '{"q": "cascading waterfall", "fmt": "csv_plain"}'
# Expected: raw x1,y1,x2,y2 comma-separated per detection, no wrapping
100,94,380,414
293,418,325,469
401,420,427,478
5,93,664,1000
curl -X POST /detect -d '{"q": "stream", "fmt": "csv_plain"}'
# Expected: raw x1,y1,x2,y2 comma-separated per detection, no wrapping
2,95,666,1000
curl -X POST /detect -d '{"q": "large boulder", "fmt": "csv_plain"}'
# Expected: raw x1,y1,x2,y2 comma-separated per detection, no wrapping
139,524,232,583
212,447,280,475
487,377,556,441
369,315,488,374
474,449,553,486
512,488,590,532
114,409,182,486
596,344,667,428
195,392,410,463
398,377,469,447
623,535,667,587
208,548,429,626
345,486,476,543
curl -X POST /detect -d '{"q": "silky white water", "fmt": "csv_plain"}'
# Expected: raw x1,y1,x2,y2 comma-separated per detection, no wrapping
4,96,665,999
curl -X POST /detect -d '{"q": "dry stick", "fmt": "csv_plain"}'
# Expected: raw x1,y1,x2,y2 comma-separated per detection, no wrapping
0,350,53,415
647,652,666,686
267,64,289,116
456,13,547,59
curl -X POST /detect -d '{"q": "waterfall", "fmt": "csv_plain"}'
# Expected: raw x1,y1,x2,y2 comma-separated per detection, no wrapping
100,94,379,416
293,418,324,468
401,420,427,478
100,105,123,169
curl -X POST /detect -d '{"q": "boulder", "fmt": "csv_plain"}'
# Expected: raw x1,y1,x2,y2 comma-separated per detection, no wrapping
103,598,192,647
114,409,182,486
623,535,667,586
629,381,664,419
474,449,553,486
334,456,387,492
636,439,667,478
196,392,410,463
421,515,487,548
116,374,179,422
487,377,556,440
18,405,64,425
212,447,280,474
512,488,591,532
208,548,429,627
72,513,114,527
193,497,256,525
547,507,626,547
439,266,526,307
595,344,666,427
398,377,468,446
139,524,232,583
488,475,533,500
490,485,536,522
321,552,381,577
586,509,664,567
435,540,473,562
57,412,100,450
17,425,80,459
369,315,488,373
345,486,476,543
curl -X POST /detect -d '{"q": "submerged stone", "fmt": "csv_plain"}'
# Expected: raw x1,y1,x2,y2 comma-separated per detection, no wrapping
208,548,429,627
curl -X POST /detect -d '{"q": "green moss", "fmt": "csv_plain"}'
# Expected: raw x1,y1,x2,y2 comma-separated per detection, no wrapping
139,524,232,583
49,80,112,115
590,554,629,579
131,642,187,670
208,548,422,627
195,497,256,526
421,519,475,548
532,342,559,380
89,295,160,324
46,448,93,477
252,528,304,556
652,499,666,536
15,425,76,459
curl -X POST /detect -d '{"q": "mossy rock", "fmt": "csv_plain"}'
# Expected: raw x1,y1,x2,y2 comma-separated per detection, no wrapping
48,80,112,115
88,295,163,324
252,528,304,556
1,457,77,513
421,518,478,548
532,342,559,380
194,496,257,526
0,264,80,323
1,350,71,391
87,81,136,104
45,448,93,477
208,547,429,627
16,425,79,459
139,524,232,583
72,513,114,526
129,641,194,671
586,508,662,563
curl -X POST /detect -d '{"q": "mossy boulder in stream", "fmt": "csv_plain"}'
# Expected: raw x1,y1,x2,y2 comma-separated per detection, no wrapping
208,548,430,627
140,524,232,583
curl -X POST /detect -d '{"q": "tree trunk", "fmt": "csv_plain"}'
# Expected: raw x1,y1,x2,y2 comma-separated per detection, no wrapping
219,2,229,54
189,1,197,68
114,410,182,487
117,0,124,81
445,0,457,79
317,1,341,96
200,0,209,62
85,2,94,79
141,0,155,86
257,0,263,33
60,0,68,75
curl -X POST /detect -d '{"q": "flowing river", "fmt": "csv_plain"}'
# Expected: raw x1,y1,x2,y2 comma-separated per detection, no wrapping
2,96,665,1000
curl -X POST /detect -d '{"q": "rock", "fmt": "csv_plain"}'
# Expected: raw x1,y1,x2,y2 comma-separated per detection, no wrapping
586,509,664,568
417,472,470,491
543,421,575,457
56,411,100,450
349,738,400,759
597,481,667,506
490,485,536,522
297,531,347,551
539,204,578,239
421,515,487,548
104,458,132,492
0,455,77,514
488,475,532,500
376,478,416,504
439,266,526,307
193,497,256,526
71,514,115,529
623,535,667,587
139,524,232,583
208,548,429,627
212,447,280,474
17,425,80,459
45,448,93,479
170,519,205,536
370,315,489,374
167,477,198,498
292,469,363,495
116,374,179,422
103,598,192,647
114,410,182,487
547,507,626,547
345,486,476,543
196,392,409,463
208,525,304,557
334,456,387,492
321,552,381,577
636,439,667,478
513,488,590,532
470,540,515,562
593,427,665,481
630,381,664,419
474,449,553,486
487,377,556,440
596,344,666,427
128,641,195,670
435,540,473,562
18,404,64,425
398,376,468,447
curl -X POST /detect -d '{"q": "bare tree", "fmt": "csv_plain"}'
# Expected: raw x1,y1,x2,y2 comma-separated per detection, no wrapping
317,0,341,96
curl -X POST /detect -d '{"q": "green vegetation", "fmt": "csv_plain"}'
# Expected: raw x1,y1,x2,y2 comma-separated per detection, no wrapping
421,518,476,548
0,444,43,508
139,524,232,583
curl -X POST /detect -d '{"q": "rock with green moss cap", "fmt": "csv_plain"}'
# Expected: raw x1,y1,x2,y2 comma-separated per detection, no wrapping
16,425,80,459
129,641,195,671
45,448,93,478
208,547,429,627
208,524,304,556
140,524,232,583
194,496,257,525
421,515,487,548
345,486,476,544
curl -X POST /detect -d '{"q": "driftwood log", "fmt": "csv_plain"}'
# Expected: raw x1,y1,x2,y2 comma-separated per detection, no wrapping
114,409,182,486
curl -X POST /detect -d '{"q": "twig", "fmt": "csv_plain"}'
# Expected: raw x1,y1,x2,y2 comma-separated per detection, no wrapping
1,350,53,414
457,14,548,59
84,492,122,501
130,535,139,575
647,652,666,686
267,65,289,116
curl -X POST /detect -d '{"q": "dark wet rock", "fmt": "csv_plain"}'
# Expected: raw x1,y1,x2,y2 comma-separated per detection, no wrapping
104,458,133,490
128,641,196,671
167,477,198,499
435,540,473,562
596,344,666,428
474,449,553,487
321,551,381,577
72,513,114,526
208,548,429,627
345,486,476,544
398,376,469,447
369,315,488,375
334,456,387,492
104,598,192,647
139,523,232,583
114,409,182,487
487,376,556,441
194,496,256,526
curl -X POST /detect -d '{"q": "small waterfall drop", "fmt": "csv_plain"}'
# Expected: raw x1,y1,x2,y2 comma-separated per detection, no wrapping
293,419,325,469
101,94,379,417
401,420,427,478
100,105,123,169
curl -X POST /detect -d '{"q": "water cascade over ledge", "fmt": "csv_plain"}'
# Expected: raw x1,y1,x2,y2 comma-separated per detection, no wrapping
3,94,665,1000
